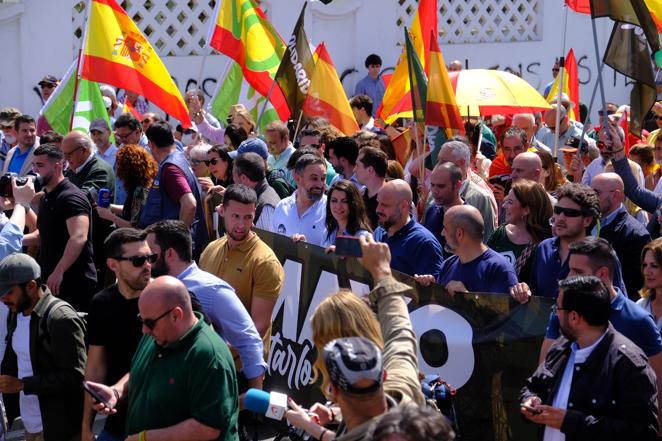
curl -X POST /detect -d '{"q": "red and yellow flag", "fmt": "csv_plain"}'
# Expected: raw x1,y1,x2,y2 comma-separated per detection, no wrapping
80,0,191,128
303,44,359,136
208,0,290,120
377,0,437,123
425,32,464,132
545,48,580,121
121,99,142,119
566,0,662,31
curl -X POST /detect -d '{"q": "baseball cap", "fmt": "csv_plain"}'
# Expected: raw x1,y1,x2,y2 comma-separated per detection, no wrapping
89,119,110,133
0,253,41,296
323,337,384,395
229,137,268,160
102,96,112,110
38,75,59,87
0,108,22,128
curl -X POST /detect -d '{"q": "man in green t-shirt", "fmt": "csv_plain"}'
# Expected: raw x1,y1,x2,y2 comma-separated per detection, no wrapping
85,276,239,441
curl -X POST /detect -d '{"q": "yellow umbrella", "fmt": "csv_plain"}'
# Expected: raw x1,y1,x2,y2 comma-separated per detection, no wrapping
449,69,552,117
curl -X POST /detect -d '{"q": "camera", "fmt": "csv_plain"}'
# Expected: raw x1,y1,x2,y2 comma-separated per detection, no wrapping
0,173,36,198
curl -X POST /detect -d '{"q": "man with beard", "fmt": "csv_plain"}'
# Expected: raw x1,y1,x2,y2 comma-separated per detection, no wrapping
272,154,328,246
415,205,517,294
3,114,39,177
488,127,529,203
520,276,658,440
0,253,86,441
23,144,97,311
82,228,153,441
510,183,627,303
144,219,266,391
373,179,444,278
200,185,283,364
327,137,364,191
422,162,464,251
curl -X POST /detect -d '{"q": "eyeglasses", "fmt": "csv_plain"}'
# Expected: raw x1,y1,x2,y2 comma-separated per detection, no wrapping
113,253,158,267
656,116,662,121
137,307,175,330
63,146,84,158
551,304,567,315
203,158,223,166
502,145,525,153
115,129,137,142
553,206,586,217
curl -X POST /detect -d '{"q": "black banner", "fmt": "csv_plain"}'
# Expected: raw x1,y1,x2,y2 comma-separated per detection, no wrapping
258,230,554,441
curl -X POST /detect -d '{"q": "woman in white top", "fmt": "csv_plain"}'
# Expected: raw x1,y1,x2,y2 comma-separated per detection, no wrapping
322,180,372,248
637,237,662,329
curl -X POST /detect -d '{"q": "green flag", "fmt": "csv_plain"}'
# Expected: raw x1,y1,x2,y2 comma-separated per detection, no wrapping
40,60,77,135
41,60,112,136
209,61,280,134
404,27,428,123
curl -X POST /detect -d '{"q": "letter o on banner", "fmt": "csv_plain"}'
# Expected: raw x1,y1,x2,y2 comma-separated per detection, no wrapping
410,304,475,389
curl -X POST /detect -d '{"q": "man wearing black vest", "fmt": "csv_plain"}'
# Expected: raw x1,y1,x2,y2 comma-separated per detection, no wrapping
139,122,208,259
232,152,280,231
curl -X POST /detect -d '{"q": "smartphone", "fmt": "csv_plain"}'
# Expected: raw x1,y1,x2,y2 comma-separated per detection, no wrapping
97,188,111,208
83,381,110,408
335,236,362,257
521,403,542,415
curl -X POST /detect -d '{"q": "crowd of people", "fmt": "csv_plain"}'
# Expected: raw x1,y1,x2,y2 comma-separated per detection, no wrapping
0,56,662,441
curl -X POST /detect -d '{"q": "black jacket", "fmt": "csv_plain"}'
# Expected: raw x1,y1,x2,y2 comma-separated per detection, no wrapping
599,207,651,300
520,324,658,440
1,291,87,440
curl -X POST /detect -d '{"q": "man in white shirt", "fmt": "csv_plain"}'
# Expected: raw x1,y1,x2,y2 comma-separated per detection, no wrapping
520,275,658,441
272,154,327,246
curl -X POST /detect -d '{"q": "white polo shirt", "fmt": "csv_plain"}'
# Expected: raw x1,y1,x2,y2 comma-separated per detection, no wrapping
272,192,328,246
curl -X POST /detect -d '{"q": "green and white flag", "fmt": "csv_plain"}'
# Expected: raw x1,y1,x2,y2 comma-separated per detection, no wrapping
209,61,280,134
40,59,112,135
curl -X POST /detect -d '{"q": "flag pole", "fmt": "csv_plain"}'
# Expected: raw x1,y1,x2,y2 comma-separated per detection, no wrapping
69,0,92,131
293,109,305,141
552,4,569,160
256,79,277,133
590,14,609,131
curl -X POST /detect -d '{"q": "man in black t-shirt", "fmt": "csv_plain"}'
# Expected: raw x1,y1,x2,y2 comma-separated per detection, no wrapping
355,146,387,229
23,144,97,311
82,228,153,441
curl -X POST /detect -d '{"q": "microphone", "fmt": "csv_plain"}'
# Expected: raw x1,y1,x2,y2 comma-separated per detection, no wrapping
244,388,288,420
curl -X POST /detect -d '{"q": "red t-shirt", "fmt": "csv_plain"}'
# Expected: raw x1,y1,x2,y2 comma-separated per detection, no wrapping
161,163,192,203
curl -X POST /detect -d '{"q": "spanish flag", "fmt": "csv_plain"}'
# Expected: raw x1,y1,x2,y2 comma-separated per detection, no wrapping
303,43,359,135
545,48,580,121
377,0,437,123
80,0,191,128
426,32,464,132
208,0,290,121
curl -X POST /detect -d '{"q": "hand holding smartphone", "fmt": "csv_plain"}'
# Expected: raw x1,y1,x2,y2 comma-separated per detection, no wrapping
335,236,363,257
83,381,110,408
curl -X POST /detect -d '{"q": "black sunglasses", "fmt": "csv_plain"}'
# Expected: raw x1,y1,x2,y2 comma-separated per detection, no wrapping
114,253,158,267
137,307,175,330
553,206,585,217
203,158,224,166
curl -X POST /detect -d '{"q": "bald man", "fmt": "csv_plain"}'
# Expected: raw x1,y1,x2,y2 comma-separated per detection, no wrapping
512,113,550,153
86,276,240,441
63,130,116,289
415,205,518,294
374,179,444,278
511,152,543,184
591,173,651,299
449,60,463,72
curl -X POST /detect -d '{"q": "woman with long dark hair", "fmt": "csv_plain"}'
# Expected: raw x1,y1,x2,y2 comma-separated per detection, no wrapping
638,238,662,330
322,180,372,247
488,180,553,281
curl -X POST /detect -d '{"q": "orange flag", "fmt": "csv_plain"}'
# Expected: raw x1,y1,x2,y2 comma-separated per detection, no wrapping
303,43,359,135
545,48,580,121
425,32,464,132
377,0,437,123
80,0,192,127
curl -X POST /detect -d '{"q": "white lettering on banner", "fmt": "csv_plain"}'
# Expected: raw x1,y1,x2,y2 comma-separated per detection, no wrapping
268,258,476,390
410,304,475,388
287,35,311,95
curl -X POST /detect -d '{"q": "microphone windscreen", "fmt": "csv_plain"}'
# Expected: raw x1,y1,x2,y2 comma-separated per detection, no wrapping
244,388,270,414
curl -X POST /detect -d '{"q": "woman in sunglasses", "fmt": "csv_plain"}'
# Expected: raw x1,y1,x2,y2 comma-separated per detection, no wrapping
202,145,234,238
96,144,157,228
488,180,552,282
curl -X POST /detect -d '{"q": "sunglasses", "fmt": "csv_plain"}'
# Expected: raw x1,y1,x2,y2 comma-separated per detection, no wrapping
553,206,586,217
137,307,175,330
203,158,224,166
656,116,662,121
114,253,158,267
